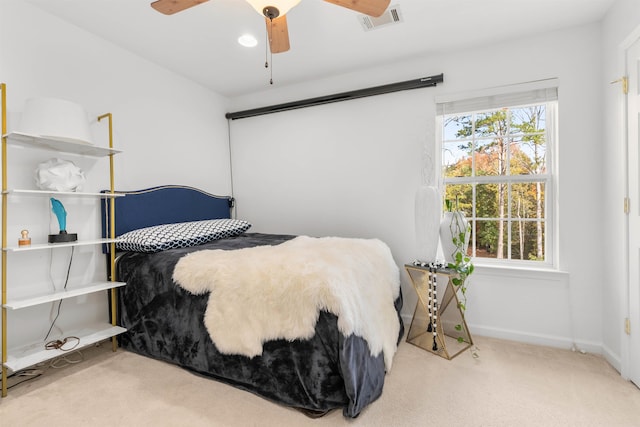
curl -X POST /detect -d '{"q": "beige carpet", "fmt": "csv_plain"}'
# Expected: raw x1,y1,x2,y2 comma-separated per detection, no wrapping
1,336,639,427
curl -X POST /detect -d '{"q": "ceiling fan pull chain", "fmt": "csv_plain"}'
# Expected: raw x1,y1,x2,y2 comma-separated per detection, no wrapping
269,18,274,84
264,22,269,70
264,24,269,68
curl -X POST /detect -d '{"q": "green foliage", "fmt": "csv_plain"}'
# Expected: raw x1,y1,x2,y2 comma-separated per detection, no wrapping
444,200,474,348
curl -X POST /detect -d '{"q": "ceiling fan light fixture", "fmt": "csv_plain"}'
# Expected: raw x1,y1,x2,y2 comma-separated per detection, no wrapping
246,0,301,18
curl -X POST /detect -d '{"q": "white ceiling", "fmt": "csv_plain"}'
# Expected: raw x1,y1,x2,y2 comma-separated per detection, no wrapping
26,0,615,98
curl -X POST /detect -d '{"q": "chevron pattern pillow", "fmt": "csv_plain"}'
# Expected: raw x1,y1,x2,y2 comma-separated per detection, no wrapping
116,219,251,253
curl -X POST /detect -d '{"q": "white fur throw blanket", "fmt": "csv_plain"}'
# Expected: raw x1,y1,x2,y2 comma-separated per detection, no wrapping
173,236,401,370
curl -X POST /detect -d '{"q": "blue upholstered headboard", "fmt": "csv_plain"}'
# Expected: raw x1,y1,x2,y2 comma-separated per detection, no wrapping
101,185,234,241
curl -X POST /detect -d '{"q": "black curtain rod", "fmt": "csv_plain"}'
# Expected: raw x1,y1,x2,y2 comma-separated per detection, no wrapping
225,73,444,120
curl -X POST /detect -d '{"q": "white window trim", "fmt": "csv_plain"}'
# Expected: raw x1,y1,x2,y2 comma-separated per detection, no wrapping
435,80,559,270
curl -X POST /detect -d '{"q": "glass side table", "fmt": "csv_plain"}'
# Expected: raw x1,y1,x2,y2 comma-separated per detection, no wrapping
404,264,473,360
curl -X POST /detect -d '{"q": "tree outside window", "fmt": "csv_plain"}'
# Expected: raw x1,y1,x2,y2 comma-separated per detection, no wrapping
441,102,553,263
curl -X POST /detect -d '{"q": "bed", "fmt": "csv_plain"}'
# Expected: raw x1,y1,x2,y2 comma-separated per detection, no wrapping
102,185,404,418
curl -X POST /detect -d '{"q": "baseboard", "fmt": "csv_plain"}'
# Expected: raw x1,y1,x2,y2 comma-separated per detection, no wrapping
601,343,622,374
400,314,605,355
467,324,603,354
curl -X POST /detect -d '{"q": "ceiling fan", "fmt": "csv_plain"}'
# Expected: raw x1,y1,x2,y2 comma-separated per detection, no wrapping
150,0,391,54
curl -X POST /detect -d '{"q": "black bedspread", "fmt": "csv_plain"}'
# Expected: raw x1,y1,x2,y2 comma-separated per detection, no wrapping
115,233,404,418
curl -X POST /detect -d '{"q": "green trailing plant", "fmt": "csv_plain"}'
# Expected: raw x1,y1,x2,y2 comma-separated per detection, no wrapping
444,199,478,358
444,199,473,300
450,249,473,338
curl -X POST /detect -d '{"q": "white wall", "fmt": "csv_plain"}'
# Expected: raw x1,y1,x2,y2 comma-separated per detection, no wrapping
601,0,640,375
0,1,231,348
0,0,621,365
1,2,231,193
229,23,606,353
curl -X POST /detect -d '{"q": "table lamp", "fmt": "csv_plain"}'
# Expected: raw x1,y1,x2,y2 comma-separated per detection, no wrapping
48,198,77,243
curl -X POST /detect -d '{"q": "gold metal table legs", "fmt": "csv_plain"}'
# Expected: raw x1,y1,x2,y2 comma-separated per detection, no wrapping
405,264,473,360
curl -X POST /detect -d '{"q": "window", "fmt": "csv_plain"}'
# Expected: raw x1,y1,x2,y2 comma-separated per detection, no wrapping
437,85,557,266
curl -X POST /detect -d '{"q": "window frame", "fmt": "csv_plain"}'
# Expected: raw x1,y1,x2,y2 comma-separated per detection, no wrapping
436,90,558,269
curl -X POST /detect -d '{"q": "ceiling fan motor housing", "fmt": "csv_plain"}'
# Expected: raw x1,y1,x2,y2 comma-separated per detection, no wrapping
262,6,280,19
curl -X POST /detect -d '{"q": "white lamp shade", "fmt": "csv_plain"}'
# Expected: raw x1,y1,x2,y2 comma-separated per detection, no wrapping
246,0,301,16
17,97,93,145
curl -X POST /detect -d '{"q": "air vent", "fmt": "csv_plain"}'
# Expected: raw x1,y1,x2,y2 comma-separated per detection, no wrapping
359,5,402,31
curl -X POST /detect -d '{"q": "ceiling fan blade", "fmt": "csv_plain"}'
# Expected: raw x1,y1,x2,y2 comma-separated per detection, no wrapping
266,15,290,54
150,0,209,15
324,0,390,17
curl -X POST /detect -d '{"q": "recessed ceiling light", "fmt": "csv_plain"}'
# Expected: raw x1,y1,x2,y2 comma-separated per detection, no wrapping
238,34,258,48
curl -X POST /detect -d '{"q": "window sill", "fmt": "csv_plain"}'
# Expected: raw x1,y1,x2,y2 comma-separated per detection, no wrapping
472,263,569,280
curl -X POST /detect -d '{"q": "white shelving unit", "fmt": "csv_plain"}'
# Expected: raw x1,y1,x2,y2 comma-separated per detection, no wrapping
4,238,120,252
5,324,126,372
1,85,125,396
4,189,125,197
4,281,127,310
5,131,121,156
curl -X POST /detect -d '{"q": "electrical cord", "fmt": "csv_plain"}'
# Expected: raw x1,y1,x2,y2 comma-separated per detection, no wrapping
43,246,74,344
226,113,236,219
0,369,43,390
45,336,80,351
0,349,85,390
47,245,64,339
49,350,84,369
1,341,108,390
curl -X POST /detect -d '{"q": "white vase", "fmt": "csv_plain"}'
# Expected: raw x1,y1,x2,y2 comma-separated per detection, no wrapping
440,211,470,264
414,186,440,262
